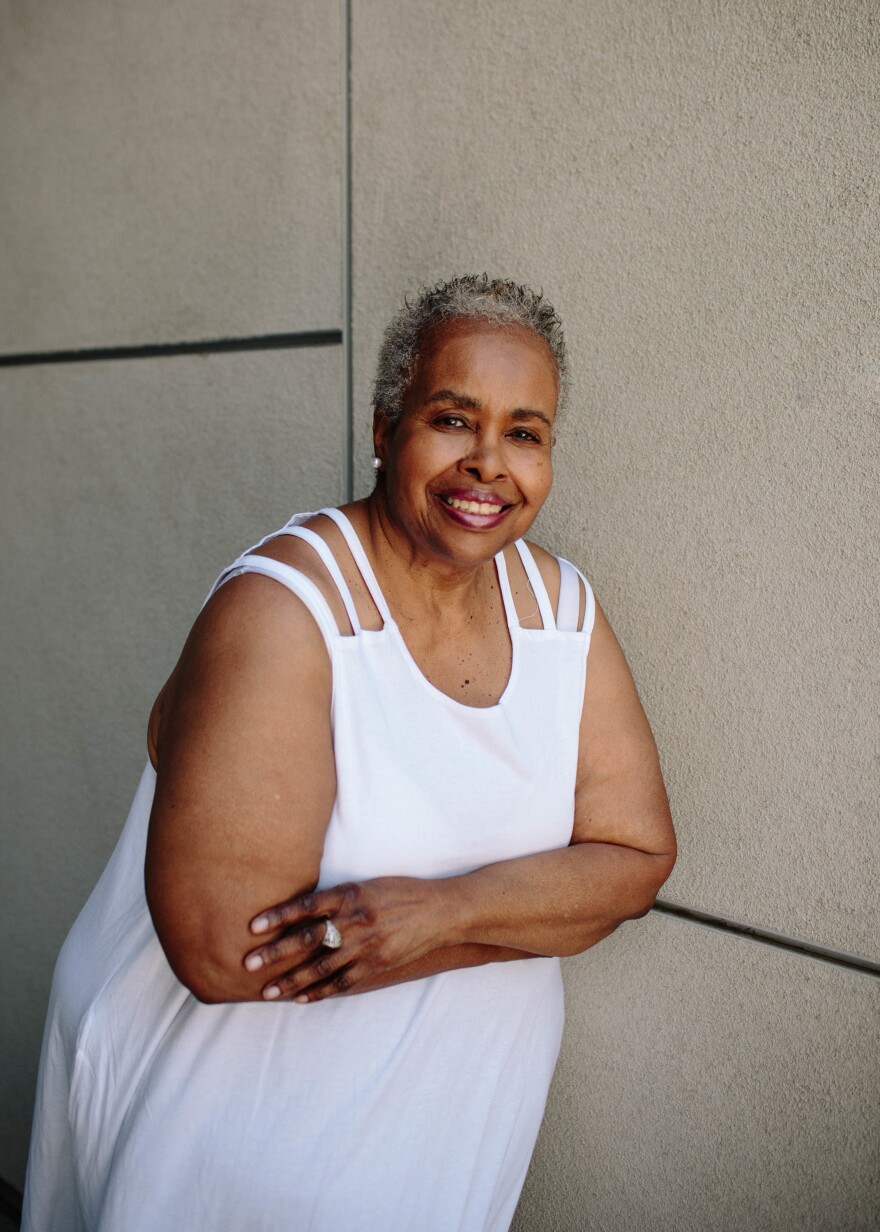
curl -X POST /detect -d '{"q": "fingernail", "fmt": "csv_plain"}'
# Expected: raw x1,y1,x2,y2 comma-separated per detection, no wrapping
251,916,269,935
294,995,309,1004
263,985,281,1000
245,954,263,972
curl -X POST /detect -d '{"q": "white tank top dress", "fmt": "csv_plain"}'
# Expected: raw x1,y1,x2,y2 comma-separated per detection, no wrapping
23,508,595,1232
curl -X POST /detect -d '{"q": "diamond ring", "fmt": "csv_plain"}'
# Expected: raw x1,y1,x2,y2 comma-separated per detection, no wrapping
322,920,343,950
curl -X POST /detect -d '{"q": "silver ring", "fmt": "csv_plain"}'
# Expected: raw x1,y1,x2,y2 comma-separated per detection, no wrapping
322,920,343,950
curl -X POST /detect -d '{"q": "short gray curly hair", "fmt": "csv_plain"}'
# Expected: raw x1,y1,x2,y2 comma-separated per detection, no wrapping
371,274,568,423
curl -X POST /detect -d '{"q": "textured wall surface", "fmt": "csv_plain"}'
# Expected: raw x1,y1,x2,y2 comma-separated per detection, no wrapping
350,0,880,960
0,349,343,1184
350,4,878,1224
2,0,878,1227
0,0,342,351
514,913,879,1232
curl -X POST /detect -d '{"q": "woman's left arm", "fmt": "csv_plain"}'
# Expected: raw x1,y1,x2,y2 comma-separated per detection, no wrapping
439,596,677,956
244,599,675,1001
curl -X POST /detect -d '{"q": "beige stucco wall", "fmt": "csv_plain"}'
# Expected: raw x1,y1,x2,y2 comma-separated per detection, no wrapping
350,0,880,959
2,1,877,1228
513,914,878,1232
0,0,342,350
0,0,346,1194
0,348,344,1185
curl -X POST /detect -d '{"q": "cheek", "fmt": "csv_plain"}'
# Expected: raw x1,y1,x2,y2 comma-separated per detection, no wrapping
396,437,463,486
527,454,553,495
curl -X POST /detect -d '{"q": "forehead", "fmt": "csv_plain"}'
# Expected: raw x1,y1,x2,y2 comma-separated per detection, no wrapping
410,319,559,410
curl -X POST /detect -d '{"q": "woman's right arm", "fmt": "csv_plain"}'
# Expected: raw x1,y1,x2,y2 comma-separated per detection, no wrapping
145,573,337,1004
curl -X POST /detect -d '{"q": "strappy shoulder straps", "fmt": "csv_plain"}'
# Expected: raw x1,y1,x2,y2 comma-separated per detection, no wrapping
277,525,362,634
211,509,389,639
208,508,368,639
317,507,393,625
557,557,596,637
214,508,595,643
493,549,520,631
556,559,582,633
511,542,595,635
323,507,526,634
513,541,556,631
208,555,340,652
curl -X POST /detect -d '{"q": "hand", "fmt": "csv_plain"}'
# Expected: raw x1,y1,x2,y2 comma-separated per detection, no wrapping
243,877,447,1003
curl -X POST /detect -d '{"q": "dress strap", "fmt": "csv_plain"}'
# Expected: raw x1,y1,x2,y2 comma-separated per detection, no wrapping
556,558,583,632
276,526,362,634
580,568,596,640
316,507,394,626
207,555,340,652
513,541,556,631
492,549,519,630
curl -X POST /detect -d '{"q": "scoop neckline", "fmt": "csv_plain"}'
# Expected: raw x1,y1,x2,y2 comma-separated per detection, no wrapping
324,507,519,713
386,571,519,712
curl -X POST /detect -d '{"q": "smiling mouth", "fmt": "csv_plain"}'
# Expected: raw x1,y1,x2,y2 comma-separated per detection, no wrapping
439,494,509,516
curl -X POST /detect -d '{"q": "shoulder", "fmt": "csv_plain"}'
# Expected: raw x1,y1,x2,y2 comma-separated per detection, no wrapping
514,538,592,633
249,518,341,612
246,511,363,635
247,505,383,634
180,563,333,715
148,529,335,769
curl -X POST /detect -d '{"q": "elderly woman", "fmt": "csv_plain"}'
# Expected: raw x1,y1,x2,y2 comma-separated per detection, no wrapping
24,275,675,1232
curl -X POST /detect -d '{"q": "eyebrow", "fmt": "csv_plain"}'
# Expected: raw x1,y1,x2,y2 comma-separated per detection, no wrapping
426,389,553,428
425,389,480,408
510,407,554,428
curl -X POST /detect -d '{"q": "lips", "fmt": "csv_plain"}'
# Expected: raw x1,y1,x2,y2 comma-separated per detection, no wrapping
436,490,513,528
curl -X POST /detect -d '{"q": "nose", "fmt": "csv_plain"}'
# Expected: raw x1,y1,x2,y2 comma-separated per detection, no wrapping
461,431,507,482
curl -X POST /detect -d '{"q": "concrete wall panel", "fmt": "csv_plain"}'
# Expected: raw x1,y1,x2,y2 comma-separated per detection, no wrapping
350,0,880,957
0,345,343,1184
0,1,341,352
513,912,879,1232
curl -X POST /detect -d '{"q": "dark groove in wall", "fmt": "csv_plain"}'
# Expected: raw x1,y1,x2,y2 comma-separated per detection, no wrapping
0,1176,21,1223
653,899,880,976
341,0,354,502
0,330,343,368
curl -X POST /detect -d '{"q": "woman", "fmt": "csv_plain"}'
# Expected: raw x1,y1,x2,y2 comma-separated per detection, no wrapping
24,275,675,1231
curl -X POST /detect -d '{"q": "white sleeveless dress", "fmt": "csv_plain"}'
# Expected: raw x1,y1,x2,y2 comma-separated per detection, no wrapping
23,508,595,1232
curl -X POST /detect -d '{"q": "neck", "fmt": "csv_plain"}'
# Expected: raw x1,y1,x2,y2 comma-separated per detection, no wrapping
361,489,495,621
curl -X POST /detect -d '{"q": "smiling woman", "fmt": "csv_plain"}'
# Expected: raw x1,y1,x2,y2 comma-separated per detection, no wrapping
374,319,557,550
24,275,675,1232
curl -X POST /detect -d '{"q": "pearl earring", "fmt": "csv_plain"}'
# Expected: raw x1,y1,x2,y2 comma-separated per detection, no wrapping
371,456,383,470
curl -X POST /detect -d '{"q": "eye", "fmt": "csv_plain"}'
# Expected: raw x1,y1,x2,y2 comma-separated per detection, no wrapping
433,413,472,430
508,427,544,444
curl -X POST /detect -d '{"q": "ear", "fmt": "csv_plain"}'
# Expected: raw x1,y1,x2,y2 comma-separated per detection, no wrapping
372,406,394,466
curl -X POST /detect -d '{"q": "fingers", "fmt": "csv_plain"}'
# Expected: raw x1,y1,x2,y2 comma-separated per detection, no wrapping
244,880,403,1004
243,919,328,974
263,953,360,1003
243,920,356,1000
250,886,347,936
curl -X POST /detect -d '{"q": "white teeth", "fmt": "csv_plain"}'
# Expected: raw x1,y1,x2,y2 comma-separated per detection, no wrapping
443,496,504,515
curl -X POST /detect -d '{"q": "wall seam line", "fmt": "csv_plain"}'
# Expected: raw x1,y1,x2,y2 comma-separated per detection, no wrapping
341,0,354,502
653,899,879,976
0,330,342,368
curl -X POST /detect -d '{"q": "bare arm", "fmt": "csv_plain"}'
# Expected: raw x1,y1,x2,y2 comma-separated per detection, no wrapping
145,573,337,1003
439,599,675,954
246,600,675,1001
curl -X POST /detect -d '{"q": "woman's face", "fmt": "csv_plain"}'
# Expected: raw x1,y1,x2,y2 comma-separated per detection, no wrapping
373,318,559,566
